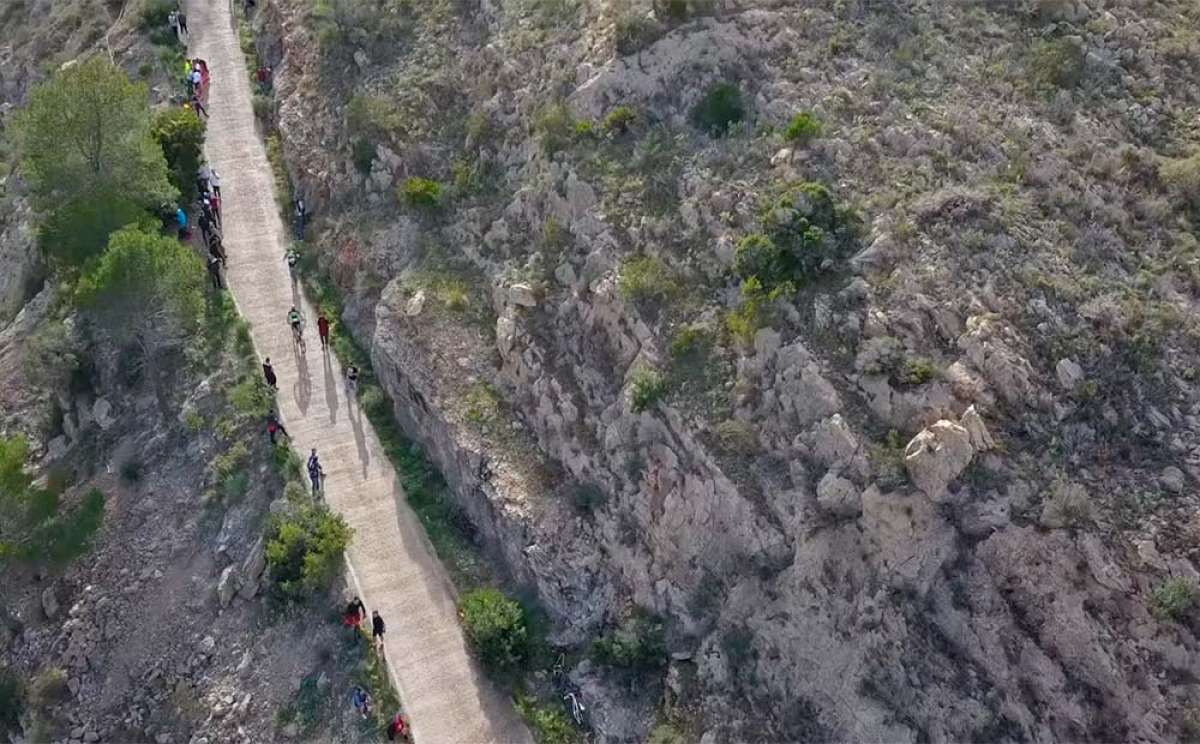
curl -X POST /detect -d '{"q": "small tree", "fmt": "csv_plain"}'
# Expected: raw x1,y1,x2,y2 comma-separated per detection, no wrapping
690,82,745,136
458,588,528,673
14,57,175,268
77,225,205,375
151,107,207,203
265,504,353,598
0,435,105,567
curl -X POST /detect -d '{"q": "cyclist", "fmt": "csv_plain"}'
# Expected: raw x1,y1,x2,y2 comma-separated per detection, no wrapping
284,246,300,282
287,307,305,352
345,365,359,394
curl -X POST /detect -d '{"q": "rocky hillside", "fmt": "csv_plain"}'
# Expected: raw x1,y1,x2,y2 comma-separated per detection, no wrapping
255,0,1200,740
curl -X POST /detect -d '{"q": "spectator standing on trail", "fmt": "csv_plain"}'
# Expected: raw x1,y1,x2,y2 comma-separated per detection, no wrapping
208,168,222,198
351,686,372,720
343,596,366,633
316,312,330,351
168,10,180,40
387,713,409,741
190,93,207,118
176,206,189,240
177,11,188,37
189,67,203,97
197,210,214,245
293,197,308,240
201,196,220,228
262,358,278,389
266,410,289,444
207,234,227,266
307,449,323,495
345,365,359,395
371,610,386,653
207,255,223,290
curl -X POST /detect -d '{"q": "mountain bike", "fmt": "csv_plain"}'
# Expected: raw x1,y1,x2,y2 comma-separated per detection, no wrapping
552,654,588,728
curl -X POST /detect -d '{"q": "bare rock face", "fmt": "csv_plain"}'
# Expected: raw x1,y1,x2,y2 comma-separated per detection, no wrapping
959,404,994,451
216,566,239,608
42,585,60,620
816,471,861,517
903,421,975,499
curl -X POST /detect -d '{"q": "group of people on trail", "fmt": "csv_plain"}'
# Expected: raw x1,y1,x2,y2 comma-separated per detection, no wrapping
284,305,334,354
343,599,408,738
184,57,210,118
195,164,228,289
167,9,188,42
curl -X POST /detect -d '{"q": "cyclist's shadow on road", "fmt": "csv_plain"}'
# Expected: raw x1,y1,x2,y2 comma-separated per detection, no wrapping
294,346,312,414
348,390,370,478
322,350,339,424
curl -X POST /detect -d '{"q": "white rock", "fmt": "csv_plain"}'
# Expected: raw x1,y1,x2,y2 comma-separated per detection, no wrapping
405,289,427,316
770,148,793,166
42,586,60,620
904,421,974,499
1160,466,1186,495
216,566,239,608
959,405,994,452
92,397,115,430
507,282,538,308
816,471,861,517
1056,358,1084,390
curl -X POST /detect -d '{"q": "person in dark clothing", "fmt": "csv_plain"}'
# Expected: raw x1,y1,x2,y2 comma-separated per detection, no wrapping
201,197,219,228
177,11,188,35
293,198,308,240
207,233,227,265
190,94,207,118
207,255,223,289
371,610,386,653
197,211,214,244
307,449,323,495
343,597,366,632
262,358,278,389
266,410,289,444
316,313,330,350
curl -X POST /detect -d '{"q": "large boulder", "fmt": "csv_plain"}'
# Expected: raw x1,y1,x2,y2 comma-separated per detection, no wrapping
904,421,974,499
239,537,267,600
216,565,239,608
816,471,861,517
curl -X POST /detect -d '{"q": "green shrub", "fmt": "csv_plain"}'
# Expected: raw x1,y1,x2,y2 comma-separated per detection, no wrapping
119,460,143,483
229,377,272,419
1151,578,1198,622
895,357,938,386
458,588,529,673
1028,37,1086,90
139,0,176,30
784,111,822,144
0,435,105,567
669,325,712,361
572,483,608,514
661,0,690,22
151,107,206,203
591,610,667,672
747,181,861,288
690,82,745,136
27,668,69,710
614,13,662,55
464,383,503,424
725,276,772,346
514,693,580,744
214,442,250,482
0,667,21,736
535,103,576,155
400,177,443,209
714,419,758,456
602,105,637,135
265,504,353,598
351,138,375,175
629,367,668,413
1160,152,1200,209
647,722,687,744
617,255,678,306
573,120,597,139
346,93,405,146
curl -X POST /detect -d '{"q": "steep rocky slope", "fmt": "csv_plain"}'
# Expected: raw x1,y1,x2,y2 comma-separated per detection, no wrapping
259,0,1200,741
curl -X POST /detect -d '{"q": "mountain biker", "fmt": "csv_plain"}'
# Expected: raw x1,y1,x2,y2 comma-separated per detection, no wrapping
287,307,303,349
284,247,300,279
345,365,359,394
371,610,386,653
307,449,323,495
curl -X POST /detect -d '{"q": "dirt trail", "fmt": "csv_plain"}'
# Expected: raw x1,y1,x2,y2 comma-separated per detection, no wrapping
184,2,530,741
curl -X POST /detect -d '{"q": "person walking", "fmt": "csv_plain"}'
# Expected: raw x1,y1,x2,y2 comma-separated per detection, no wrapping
307,449,323,496
293,197,308,240
190,93,208,118
371,610,386,654
176,11,188,37
342,596,366,634
207,254,223,290
316,312,330,351
262,358,278,389
266,410,289,444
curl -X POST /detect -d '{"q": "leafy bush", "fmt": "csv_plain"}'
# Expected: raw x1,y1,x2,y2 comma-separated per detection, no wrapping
0,667,21,736
725,276,772,346
229,377,273,419
1028,37,1085,90
1160,152,1200,210
399,177,442,209
0,435,105,567
151,107,206,203
351,138,375,175
690,82,745,136
647,722,687,744
661,0,690,22
629,367,668,413
745,181,861,288
602,105,637,135
139,0,176,30
1151,578,1198,622
617,255,678,306
573,120,596,139
514,693,580,744
458,588,529,673
214,442,250,482
120,460,143,483
895,357,938,386
27,668,69,710
346,93,405,146
265,503,353,598
714,419,758,456
591,611,667,672
535,103,576,155
572,483,608,514
784,111,823,144
16,58,174,269
669,325,712,361
77,226,205,367
614,13,662,55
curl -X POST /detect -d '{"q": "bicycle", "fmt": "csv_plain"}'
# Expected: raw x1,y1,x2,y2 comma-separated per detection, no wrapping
562,691,587,728
552,654,588,728
290,318,306,353
285,248,300,283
